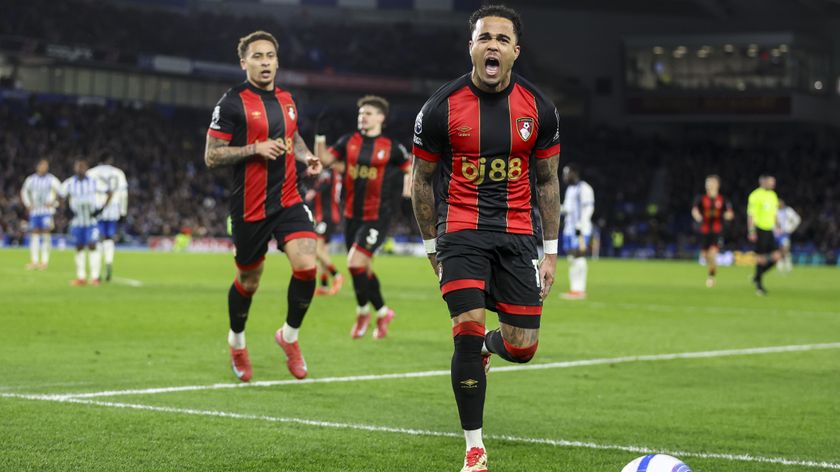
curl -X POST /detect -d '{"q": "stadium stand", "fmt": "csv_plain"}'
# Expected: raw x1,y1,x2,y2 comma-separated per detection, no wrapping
2,96,838,264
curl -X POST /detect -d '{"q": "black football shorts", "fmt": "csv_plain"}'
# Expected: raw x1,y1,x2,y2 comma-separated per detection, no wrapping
231,203,316,270
344,218,389,256
437,230,543,329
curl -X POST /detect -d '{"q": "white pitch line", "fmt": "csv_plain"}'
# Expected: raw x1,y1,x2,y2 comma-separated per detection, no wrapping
586,301,840,318
1,394,838,470
112,277,143,287
45,342,840,400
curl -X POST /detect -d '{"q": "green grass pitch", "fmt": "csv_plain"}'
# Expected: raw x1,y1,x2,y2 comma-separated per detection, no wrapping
1,248,839,471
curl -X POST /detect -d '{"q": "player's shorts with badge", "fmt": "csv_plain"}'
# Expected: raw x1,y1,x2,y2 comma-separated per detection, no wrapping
230,203,316,270
700,232,723,250
344,218,388,256
437,230,542,329
98,220,119,239
29,215,54,231
70,225,99,246
314,219,337,242
755,229,778,255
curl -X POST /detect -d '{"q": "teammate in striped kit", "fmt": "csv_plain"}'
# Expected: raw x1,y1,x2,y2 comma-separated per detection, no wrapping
560,164,594,300
319,95,411,339
205,31,322,382
60,160,109,286
305,168,344,296
88,159,128,282
412,6,561,470
691,175,733,287
20,159,62,270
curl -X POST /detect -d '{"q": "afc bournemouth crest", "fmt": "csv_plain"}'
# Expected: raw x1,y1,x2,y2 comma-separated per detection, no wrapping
516,117,534,141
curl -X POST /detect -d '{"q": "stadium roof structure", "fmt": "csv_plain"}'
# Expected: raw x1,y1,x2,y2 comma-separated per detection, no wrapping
513,0,840,19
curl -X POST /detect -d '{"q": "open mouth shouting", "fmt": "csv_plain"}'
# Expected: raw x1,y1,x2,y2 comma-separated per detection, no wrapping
484,56,501,78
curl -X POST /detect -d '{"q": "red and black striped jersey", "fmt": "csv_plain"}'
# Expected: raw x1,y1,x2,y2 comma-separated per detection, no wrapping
207,81,303,222
328,132,410,222
412,73,561,236
693,193,732,234
310,169,341,225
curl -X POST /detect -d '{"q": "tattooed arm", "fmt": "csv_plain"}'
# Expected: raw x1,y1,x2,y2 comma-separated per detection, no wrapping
411,157,439,272
535,153,561,299
204,136,283,169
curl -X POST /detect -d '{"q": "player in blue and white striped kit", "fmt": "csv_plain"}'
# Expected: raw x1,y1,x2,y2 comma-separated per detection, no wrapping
560,163,594,300
88,159,128,282
20,159,62,270
60,160,110,286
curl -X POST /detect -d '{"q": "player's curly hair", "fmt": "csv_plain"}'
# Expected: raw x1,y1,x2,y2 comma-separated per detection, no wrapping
237,31,279,60
357,95,390,118
469,4,522,42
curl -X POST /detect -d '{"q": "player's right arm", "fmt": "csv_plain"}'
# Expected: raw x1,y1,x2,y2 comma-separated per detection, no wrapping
411,100,446,273
412,158,439,271
691,195,703,223
204,137,283,168
20,177,32,212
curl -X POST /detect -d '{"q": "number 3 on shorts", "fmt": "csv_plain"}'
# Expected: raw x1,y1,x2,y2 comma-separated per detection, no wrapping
366,228,379,246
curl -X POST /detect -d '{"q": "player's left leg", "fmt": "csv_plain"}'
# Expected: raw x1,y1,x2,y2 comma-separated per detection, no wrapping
27,229,41,269
314,237,331,295
753,231,779,295
69,226,87,285
437,231,494,470
562,235,588,300
26,215,45,269
88,226,102,286
279,235,318,379
348,246,374,338
347,221,392,339
274,203,319,378
485,233,542,366
40,219,53,269
95,220,117,281
706,245,719,288
777,237,792,273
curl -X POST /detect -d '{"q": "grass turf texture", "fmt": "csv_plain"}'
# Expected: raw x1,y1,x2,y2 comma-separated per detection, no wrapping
1,248,839,471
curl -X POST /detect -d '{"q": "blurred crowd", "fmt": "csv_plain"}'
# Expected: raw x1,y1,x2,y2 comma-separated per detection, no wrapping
1,0,468,80
2,98,839,261
0,99,228,241
566,126,840,259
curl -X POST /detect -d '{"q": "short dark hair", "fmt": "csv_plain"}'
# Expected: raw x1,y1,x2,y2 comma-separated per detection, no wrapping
564,163,580,176
469,4,522,41
238,31,279,60
706,174,720,183
357,95,389,118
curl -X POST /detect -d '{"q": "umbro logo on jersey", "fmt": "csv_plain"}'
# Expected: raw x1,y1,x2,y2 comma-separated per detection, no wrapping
250,111,262,119
517,118,534,141
456,126,472,137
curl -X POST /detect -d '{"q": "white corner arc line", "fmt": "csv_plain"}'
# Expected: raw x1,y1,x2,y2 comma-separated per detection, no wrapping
1,395,838,470
43,342,840,400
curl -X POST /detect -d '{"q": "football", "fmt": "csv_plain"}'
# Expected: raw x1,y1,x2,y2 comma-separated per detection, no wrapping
621,454,692,472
